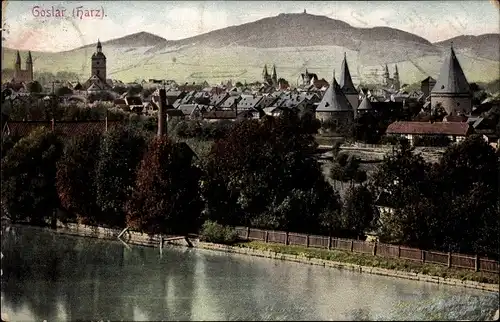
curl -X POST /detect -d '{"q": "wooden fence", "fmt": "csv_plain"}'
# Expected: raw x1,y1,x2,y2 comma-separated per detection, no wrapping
234,226,499,274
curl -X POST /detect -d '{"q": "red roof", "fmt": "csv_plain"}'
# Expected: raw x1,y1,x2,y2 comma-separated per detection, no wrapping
386,121,472,136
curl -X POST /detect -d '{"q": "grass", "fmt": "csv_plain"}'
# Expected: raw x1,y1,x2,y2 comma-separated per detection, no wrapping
234,241,500,285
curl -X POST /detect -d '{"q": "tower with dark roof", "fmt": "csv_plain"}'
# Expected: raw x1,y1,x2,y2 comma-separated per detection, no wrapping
393,64,400,91
271,64,278,86
13,50,34,83
91,39,107,80
430,44,471,116
339,52,359,113
315,70,353,124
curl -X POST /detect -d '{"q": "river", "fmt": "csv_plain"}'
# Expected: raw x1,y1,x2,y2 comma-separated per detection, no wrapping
1,225,498,321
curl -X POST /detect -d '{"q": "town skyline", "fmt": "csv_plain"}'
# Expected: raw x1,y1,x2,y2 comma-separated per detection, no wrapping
3,0,500,52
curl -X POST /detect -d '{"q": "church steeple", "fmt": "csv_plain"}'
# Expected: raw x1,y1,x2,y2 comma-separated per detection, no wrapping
15,51,21,66
271,64,277,83
26,51,33,64
97,39,102,53
431,42,470,95
262,64,269,77
339,52,358,95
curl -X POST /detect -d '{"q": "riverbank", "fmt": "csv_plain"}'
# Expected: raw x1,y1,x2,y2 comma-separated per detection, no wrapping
4,222,499,294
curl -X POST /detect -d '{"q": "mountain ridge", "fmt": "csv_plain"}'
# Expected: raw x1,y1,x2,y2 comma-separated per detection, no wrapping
2,13,498,84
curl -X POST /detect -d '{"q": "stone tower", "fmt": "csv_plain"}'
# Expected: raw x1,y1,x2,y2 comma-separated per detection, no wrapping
393,64,400,90
430,44,471,116
13,51,34,83
91,39,107,80
339,52,359,114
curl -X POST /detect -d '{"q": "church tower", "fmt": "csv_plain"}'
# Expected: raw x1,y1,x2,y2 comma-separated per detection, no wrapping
91,39,107,80
271,64,278,86
383,64,390,87
339,52,359,114
26,51,34,82
430,43,471,116
14,51,21,77
393,64,400,91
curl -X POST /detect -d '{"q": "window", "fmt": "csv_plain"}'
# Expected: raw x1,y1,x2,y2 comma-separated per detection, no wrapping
97,70,100,75
96,62,99,65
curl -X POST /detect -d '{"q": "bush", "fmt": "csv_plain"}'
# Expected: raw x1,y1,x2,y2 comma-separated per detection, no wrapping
379,135,400,145
413,135,451,147
200,220,239,245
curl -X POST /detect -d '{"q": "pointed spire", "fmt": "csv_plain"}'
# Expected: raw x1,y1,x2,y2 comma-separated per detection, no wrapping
15,51,21,65
97,39,102,52
384,64,389,75
26,51,33,64
316,68,352,112
394,64,399,75
431,43,470,94
357,96,373,111
340,52,358,95
262,64,269,77
272,64,277,77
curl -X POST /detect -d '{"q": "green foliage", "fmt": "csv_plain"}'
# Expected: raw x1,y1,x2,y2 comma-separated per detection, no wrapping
94,126,147,227
202,112,342,234
55,86,73,96
329,153,367,186
1,128,63,223
125,136,203,234
27,81,43,93
200,220,239,244
173,120,234,140
56,132,103,224
413,135,451,147
340,185,377,238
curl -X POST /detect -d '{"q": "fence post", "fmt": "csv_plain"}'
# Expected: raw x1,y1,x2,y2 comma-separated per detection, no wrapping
285,232,289,245
306,235,309,247
447,252,451,268
398,245,401,258
475,255,479,272
246,227,250,240
350,240,354,252
328,236,332,250
421,250,426,263
372,242,377,256
265,231,269,243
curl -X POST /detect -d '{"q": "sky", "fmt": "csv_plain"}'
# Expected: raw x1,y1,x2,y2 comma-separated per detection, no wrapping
2,0,499,52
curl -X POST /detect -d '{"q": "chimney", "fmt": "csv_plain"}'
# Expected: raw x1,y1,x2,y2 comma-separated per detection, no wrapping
157,88,167,136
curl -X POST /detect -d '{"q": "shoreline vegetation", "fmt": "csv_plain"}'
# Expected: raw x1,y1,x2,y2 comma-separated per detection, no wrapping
5,222,499,293
1,108,499,293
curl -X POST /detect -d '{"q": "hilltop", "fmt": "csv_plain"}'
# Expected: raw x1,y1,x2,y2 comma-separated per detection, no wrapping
2,13,499,84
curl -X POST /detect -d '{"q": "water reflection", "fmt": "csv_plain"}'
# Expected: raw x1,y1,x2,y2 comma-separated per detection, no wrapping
1,226,498,321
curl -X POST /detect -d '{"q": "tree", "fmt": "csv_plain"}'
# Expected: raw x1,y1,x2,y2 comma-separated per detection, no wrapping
126,137,203,234
340,185,377,238
201,113,341,234
1,128,63,224
56,131,103,224
27,81,43,93
329,153,367,188
55,86,73,96
94,126,148,227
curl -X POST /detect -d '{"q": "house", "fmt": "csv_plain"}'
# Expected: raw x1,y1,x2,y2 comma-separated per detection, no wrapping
177,104,204,119
255,95,279,110
385,121,474,145
237,96,263,111
208,93,230,109
219,96,241,110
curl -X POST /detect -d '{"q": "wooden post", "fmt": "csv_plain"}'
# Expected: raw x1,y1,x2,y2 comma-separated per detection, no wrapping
372,242,377,256
328,236,332,250
475,255,479,272
398,245,401,258
246,227,250,240
285,232,289,245
447,252,452,268
306,235,309,247
421,250,426,263
350,240,354,252
265,231,269,243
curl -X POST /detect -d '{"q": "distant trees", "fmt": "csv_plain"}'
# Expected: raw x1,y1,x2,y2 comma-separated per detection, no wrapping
27,81,43,93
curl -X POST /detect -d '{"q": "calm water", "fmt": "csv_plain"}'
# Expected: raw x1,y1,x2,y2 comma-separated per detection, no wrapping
1,226,498,321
